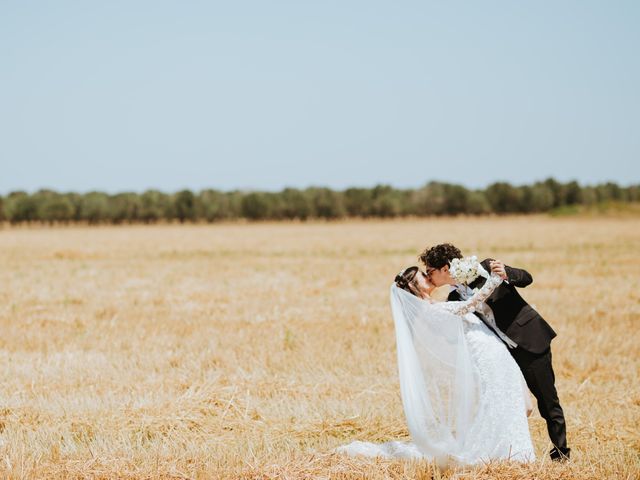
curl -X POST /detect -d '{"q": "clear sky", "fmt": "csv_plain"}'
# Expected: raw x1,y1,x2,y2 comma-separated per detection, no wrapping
1,1,638,194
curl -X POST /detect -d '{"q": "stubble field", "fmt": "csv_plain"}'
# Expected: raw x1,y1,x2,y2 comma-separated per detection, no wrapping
0,216,638,479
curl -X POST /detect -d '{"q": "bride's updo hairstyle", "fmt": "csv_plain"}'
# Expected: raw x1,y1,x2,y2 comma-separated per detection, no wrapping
395,266,420,297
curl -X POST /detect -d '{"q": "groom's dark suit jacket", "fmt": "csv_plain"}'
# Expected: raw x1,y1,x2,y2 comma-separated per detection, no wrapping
447,258,556,354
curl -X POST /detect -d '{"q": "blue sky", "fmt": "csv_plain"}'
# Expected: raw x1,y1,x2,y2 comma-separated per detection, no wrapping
1,1,638,193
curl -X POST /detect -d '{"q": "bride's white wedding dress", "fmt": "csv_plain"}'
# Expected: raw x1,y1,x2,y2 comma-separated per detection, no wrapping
336,272,535,467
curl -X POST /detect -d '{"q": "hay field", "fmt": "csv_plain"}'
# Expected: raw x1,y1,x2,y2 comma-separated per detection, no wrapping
0,217,638,479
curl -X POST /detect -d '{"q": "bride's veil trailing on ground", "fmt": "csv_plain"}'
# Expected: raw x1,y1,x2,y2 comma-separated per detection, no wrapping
390,284,481,465
336,285,481,467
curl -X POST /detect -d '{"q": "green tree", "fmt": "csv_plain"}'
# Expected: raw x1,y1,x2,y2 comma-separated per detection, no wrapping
541,178,565,207
64,193,84,221
280,188,312,220
241,192,271,220
370,185,403,217
306,187,345,219
580,186,597,206
441,184,471,215
596,182,622,202
140,190,170,223
466,190,491,214
627,185,640,202
224,191,244,219
79,192,110,224
197,189,229,222
264,192,287,220
411,182,448,216
5,191,38,224
173,190,196,223
38,192,74,223
108,193,141,224
563,181,582,205
486,182,524,213
344,188,372,217
528,183,555,212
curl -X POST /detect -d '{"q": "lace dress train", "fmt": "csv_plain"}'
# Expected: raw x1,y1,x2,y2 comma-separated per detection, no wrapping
336,273,535,465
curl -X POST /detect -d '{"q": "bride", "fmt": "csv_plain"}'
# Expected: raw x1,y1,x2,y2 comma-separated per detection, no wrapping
336,262,535,467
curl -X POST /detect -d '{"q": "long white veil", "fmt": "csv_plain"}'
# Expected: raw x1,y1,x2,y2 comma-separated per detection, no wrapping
390,284,481,466
336,285,481,467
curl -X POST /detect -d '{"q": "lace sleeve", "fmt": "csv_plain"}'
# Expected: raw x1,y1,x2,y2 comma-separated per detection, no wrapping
449,272,503,316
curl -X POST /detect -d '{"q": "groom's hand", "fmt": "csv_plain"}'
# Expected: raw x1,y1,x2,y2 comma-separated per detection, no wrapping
490,260,508,280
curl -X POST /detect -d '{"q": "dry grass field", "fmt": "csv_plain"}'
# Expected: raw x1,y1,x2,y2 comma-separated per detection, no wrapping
0,216,638,479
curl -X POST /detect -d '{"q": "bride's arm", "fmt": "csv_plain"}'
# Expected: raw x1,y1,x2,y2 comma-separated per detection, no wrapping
448,272,503,316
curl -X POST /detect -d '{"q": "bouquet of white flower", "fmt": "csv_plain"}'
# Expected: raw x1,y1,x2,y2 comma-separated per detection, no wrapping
449,255,483,285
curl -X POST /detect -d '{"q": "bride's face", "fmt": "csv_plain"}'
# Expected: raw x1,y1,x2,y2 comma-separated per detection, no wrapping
414,270,435,297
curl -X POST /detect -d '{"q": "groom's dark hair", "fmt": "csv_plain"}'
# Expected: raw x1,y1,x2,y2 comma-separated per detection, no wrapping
419,243,462,269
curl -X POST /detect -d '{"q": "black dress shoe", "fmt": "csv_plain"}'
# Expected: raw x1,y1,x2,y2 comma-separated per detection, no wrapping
550,446,571,461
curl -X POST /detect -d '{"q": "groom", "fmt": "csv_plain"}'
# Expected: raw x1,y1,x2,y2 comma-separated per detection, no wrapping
420,243,571,461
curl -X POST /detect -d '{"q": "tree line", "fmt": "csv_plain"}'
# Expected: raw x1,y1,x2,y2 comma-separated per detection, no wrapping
0,179,638,225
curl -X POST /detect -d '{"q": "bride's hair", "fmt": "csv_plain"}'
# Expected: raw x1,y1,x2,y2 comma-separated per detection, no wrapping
395,266,421,297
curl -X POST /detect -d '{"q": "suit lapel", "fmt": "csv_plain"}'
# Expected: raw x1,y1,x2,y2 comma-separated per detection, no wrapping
447,289,462,301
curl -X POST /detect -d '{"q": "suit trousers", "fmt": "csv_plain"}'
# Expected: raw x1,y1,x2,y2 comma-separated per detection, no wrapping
510,346,568,451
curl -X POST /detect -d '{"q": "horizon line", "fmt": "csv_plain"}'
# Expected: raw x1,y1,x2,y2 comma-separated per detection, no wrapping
2,177,638,196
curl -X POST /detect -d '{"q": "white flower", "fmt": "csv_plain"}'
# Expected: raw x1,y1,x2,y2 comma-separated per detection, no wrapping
450,256,482,285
